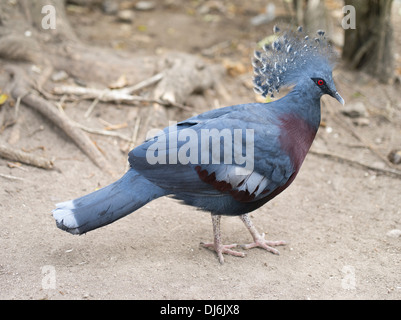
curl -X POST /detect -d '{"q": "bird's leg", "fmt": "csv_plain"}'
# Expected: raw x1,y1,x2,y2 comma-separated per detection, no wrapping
201,214,245,264
239,214,286,255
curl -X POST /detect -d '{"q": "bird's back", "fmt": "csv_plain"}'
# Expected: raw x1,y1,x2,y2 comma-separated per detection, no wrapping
129,92,320,215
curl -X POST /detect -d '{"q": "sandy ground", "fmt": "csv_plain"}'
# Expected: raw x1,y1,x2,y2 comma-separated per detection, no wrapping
1,0,400,300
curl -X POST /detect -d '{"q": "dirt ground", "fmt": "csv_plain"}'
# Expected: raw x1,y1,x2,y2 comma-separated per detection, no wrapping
1,0,401,300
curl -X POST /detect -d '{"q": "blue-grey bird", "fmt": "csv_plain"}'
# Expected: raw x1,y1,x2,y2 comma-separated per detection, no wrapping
53,26,344,263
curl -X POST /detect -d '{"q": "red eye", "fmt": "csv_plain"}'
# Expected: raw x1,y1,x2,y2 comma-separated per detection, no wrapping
317,79,324,86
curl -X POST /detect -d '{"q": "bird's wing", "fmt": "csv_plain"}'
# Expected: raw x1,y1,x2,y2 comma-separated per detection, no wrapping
128,104,294,202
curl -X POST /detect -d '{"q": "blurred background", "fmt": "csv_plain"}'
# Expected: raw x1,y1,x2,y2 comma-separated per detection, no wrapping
0,0,400,172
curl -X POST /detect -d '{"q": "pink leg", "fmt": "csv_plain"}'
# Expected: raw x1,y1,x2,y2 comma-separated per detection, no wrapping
239,214,286,255
201,215,245,264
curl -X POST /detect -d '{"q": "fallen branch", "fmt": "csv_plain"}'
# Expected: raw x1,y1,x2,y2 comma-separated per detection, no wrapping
52,72,163,103
310,149,401,179
52,84,191,111
0,143,53,170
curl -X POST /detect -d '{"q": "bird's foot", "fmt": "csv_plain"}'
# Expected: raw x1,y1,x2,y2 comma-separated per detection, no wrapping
240,233,286,255
200,242,245,264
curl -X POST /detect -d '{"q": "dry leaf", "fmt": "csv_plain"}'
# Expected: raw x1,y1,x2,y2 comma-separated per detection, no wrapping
109,74,128,89
7,162,22,168
0,93,9,105
223,59,247,77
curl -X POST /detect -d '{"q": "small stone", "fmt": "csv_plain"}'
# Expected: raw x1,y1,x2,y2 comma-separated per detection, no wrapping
352,117,370,126
102,0,119,15
51,70,69,82
117,10,134,23
341,101,368,118
386,229,401,238
388,149,401,164
134,1,156,11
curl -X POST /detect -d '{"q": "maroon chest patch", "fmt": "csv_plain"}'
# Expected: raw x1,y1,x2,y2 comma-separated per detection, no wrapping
279,114,317,172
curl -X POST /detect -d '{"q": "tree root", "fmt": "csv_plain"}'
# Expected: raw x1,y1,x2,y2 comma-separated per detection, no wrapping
5,65,114,175
153,52,219,106
0,0,221,177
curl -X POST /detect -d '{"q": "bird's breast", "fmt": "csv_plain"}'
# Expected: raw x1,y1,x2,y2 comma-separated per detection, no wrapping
278,114,318,171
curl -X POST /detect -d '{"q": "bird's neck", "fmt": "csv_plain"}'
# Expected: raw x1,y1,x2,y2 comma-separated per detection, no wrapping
282,85,322,131
278,113,318,171
274,86,322,171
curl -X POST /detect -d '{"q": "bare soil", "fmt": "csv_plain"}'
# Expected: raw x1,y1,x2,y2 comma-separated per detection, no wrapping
1,0,400,300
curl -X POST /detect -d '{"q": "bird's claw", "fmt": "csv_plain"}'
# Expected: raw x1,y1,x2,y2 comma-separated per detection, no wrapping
200,242,245,264
240,233,286,255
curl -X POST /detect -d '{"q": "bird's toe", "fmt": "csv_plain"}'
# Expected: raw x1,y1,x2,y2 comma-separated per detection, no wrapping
240,234,286,255
200,242,245,264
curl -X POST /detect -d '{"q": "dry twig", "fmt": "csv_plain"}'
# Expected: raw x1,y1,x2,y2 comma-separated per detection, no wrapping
310,149,401,179
52,84,191,111
119,72,163,94
0,143,53,170
71,120,133,143
0,173,28,182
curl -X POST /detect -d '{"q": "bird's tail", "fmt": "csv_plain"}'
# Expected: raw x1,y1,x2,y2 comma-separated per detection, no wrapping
53,168,167,235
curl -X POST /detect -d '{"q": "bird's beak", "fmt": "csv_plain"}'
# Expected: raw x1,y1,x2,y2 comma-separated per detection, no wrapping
333,91,345,106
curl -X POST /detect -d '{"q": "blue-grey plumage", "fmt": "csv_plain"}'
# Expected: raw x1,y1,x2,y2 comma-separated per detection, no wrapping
53,26,344,263
53,169,167,235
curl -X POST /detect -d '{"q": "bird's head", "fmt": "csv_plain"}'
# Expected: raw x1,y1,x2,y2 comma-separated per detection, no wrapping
253,26,344,106
310,77,344,105
306,64,344,105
